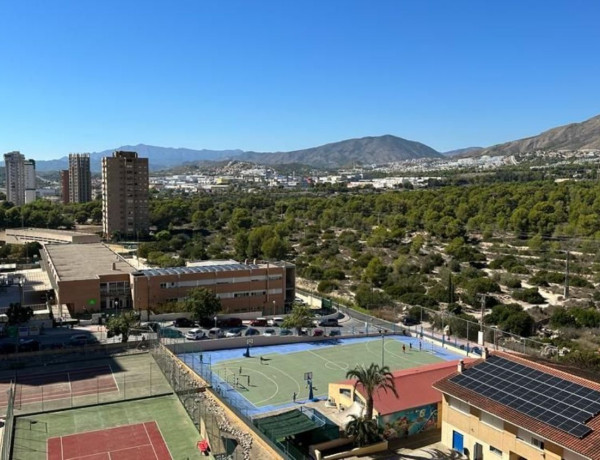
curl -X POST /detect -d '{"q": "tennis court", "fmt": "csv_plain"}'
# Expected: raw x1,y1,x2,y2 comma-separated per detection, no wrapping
47,421,170,460
11,395,207,459
0,353,171,414
180,335,461,414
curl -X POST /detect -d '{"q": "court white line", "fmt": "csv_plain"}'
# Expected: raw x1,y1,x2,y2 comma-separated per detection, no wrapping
107,363,119,392
152,421,174,460
306,350,347,371
67,372,72,394
143,423,160,460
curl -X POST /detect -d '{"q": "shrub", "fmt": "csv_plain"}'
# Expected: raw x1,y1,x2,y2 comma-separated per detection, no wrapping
318,280,338,294
513,288,546,304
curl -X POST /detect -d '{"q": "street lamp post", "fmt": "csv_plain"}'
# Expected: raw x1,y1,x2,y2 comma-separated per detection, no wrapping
214,316,218,328
380,329,385,367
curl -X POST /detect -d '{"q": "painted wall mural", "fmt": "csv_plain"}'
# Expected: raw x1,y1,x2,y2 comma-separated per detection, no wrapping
379,403,439,440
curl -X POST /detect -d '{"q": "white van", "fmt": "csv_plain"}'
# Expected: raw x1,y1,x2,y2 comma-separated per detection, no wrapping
208,327,224,339
268,317,285,327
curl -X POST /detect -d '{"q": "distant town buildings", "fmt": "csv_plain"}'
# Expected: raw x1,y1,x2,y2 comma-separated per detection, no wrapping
68,153,92,203
4,151,37,206
101,151,149,238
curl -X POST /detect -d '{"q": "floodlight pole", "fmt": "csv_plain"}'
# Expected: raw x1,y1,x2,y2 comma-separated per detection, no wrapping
380,329,385,367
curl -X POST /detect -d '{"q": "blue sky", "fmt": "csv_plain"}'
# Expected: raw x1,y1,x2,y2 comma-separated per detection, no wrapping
1,0,599,160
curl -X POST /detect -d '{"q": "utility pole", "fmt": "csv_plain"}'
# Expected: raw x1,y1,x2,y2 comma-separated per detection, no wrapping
480,294,486,332
564,250,570,299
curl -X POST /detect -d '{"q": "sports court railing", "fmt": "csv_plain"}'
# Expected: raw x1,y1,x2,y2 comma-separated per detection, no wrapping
152,344,290,460
0,352,172,417
0,340,157,372
1,382,15,460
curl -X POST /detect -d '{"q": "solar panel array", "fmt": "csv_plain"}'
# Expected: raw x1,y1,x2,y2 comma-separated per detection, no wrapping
141,263,260,277
449,355,600,438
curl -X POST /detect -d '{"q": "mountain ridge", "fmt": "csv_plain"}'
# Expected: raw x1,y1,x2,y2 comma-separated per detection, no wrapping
475,114,600,157
10,136,443,171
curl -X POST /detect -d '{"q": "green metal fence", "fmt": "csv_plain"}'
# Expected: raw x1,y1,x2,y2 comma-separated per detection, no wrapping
1,382,15,460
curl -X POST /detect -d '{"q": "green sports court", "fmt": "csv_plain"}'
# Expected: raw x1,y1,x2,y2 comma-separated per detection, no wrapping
179,335,461,415
10,394,206,459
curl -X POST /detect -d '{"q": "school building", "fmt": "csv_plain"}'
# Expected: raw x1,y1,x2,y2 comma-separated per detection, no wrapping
433,350,600,460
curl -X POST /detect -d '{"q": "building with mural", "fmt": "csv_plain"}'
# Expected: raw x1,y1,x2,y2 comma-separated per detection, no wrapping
328,360,472,440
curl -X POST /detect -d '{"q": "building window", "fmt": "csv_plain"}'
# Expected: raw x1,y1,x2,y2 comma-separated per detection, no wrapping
481,411,503,430
490,446,502,456
448,397,470,415
339,388,351,397
531,437,545,450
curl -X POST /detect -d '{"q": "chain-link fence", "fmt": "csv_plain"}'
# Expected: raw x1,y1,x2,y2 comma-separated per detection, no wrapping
0,349,171,417
152,344,246,460
152,343,287,460
1,383,15,460
0,340,154,372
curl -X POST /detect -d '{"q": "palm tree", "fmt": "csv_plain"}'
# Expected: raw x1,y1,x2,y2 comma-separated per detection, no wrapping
344,414,380,447
345,363,398,420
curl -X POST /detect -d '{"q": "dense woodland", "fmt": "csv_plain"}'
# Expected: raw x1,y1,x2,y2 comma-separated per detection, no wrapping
2,176,600,367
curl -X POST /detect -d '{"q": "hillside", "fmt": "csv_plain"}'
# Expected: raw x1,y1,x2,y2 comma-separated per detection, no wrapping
443,147,484,157
17,135,442,172
33,145,243,172
478,114,600,157
239,135,442,167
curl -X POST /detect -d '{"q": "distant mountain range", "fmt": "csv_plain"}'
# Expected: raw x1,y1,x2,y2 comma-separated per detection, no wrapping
239,135,443,167
473,114,600,157
442,147,484,157
30,145,243,172
3,114,600,171
22,136,444,172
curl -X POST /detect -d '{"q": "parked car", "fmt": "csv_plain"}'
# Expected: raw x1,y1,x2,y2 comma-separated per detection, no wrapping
67,334,96,347
207,327,224,339
160,327,184,338
174,317,195,328
313,329,324,337
225,327,244,337
279,328,293,336
263,328,277,336
18,339,40,352
185,328,207,340
244,328,260,336
267,317,284,327
217,317,243,328
329,329,341,337
294,297,306,305
318,318,339,327
250,317,268,327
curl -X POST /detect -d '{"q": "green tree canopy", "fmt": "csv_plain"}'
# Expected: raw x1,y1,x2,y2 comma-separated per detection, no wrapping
345,363,398,420
182,287,222,321
106,312,138,343
281,304,314,333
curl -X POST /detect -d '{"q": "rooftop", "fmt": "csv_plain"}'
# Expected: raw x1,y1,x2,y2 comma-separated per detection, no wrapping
133,260,292,277
340,360,471,416
5,228,100,244
434,351,600,459
45,243,136,281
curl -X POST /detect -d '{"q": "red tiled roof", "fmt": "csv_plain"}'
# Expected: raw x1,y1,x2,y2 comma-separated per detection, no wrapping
340,360,474,416
433,351,600,460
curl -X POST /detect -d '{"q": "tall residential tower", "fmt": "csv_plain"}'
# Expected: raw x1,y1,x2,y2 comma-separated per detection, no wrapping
68,153,92,203
24,159,36,204
4,151,25,206
101,151,149,238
